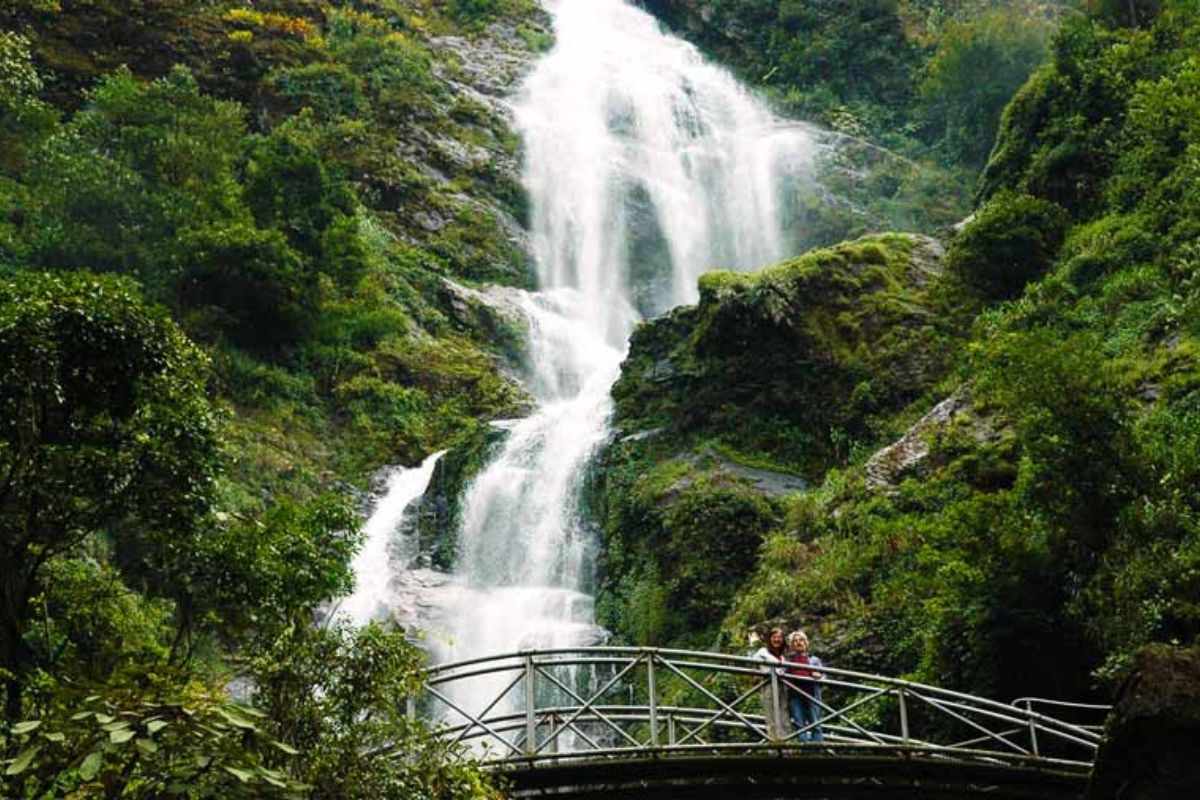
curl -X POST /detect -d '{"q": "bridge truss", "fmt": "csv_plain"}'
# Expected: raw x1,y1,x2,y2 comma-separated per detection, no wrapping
421,647,1108,798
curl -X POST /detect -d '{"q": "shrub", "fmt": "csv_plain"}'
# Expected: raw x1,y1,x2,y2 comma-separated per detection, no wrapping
175,223,315,357
948,192,1069,300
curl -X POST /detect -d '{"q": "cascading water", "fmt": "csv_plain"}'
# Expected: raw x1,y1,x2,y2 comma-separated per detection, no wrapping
339,450,445,627
428,0,817,715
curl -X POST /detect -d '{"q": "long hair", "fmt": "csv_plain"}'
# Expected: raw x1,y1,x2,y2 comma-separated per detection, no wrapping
766,627,786,657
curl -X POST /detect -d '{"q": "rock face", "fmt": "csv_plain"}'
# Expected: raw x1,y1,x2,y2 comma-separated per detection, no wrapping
1088,644,1200,800
613,233,954,479
864,389,1002,493
379,10,551,286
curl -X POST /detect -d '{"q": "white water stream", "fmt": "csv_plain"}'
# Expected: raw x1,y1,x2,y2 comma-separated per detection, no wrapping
339,450,445,627
347,0,818,722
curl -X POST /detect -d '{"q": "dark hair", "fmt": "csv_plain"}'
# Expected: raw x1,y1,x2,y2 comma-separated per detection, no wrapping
766,627,786,657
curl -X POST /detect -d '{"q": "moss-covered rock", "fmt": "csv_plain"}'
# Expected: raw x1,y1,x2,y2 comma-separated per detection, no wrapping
947,191,1069,300
594,233,969,651
1088,643,1200,800
613,233,957,479
592,442,785,648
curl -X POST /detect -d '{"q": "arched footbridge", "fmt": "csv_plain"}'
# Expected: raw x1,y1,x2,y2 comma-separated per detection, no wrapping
420,648,1110,799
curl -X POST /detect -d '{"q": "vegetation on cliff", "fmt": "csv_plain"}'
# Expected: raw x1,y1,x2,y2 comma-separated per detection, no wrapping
598,1,1200,707
644,0,1072,239
0,0,548,794
596,233,965,646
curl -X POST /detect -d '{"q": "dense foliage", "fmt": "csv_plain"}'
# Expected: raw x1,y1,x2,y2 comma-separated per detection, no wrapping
0,0,545,795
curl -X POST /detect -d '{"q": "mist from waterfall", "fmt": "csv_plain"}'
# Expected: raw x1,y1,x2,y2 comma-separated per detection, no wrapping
429,0,816,703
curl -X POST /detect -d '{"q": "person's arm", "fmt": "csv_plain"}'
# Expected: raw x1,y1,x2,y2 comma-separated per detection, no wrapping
811,655,824,680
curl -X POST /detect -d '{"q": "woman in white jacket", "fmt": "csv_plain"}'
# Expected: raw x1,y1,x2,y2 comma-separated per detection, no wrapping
752,628,791,741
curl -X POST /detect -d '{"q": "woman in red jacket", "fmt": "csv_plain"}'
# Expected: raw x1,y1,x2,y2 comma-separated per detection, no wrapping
785,630,824,742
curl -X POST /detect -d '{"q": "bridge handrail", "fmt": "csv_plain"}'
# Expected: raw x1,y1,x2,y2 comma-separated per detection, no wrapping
425,646,1108,744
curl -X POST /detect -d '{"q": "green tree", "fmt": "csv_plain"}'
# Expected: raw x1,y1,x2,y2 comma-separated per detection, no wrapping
919,11,1051,166
24,66,246,292
2,672,307,798
174,222,315,358
0,271,220,719
250,622,501,800
0,31,56,175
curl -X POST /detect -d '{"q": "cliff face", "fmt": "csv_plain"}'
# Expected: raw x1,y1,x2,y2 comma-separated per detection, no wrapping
1088,643,1200,800
614,233,953,479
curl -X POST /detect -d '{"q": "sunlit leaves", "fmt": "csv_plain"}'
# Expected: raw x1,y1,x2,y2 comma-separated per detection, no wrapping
3,675,309,797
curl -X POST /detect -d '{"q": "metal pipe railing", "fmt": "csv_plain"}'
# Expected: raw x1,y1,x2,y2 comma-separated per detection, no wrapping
420,647,1110,774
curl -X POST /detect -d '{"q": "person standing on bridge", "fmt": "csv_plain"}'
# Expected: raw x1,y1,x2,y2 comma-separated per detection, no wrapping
785,630,824,743
752,627,791,741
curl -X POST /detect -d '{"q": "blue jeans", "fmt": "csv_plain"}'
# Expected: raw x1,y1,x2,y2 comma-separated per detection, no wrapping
789,688,823,742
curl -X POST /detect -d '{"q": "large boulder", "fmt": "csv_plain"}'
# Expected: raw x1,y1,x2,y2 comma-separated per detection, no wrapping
612,233,954,479
1088,644,1200,800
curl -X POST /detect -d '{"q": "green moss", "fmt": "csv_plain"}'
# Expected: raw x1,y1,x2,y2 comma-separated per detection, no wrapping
594,442,784,648
614,233,960,479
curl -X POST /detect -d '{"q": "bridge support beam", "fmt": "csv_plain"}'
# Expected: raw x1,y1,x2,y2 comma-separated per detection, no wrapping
501,753,1091,800
524,654,537,756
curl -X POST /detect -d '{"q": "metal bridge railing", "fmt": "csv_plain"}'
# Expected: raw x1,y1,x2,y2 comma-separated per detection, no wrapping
420,647,1109,774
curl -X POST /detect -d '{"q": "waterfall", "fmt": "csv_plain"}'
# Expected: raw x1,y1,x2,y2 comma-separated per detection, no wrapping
428,0,817,709
339,450,445,627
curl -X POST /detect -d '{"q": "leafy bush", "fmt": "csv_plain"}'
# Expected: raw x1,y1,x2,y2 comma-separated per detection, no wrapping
0,271,219,717
175,223,316,357
948,192,1069,299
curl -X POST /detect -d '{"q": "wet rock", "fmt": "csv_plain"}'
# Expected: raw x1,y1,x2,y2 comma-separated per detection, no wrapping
864,389,998,493
1087,643,1200,800
691,445,807,497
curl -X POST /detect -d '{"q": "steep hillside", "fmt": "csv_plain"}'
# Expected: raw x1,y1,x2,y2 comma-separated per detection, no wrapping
595,0,1200,705
2,0,550,494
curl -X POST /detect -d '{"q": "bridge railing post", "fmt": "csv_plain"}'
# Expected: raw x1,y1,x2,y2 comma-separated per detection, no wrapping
769,667,782,742
898,686,910,747
666,711,676,747
524,654,537,756
647,651,659,748
1025,698,1040,757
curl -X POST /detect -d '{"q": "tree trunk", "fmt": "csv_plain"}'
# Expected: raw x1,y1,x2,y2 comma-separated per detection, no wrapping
2,563,31,721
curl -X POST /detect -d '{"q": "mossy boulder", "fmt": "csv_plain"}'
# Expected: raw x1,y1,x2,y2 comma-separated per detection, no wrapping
592,443,785,648
1088,643,1200,800
613,233,956,479
947,191,1069,300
